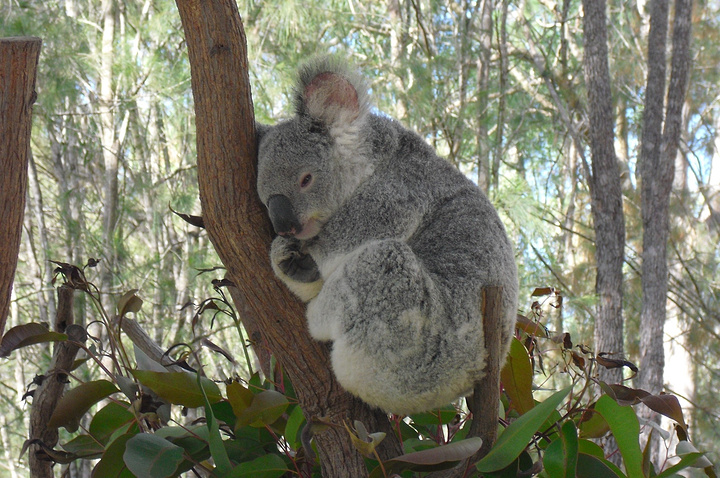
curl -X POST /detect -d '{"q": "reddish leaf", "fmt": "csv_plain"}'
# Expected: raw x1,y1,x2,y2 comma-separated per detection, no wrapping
639,393,688,432
596,354,638,373
117,290,143,317
570,351,586,369
531,287,554,297
605,384,650,406
0,323,67,357
170,206,204,228
551,332,573,350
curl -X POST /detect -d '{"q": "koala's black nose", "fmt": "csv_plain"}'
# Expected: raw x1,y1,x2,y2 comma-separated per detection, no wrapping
266,195,301,236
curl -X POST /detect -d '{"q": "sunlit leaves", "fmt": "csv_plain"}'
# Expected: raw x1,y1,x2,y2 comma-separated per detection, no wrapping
500,338,535,415
476,386,572,473
131,370,222,408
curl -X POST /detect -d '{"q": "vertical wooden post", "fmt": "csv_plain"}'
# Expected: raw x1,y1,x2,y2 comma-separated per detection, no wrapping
470,286,503,458
0,37,42,337
428,286,504,478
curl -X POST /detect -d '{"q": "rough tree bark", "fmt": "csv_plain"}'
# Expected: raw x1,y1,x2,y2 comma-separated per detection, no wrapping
173,1,402,476
99,0,120,313
582,0,626,385
0,37,42,337
29,286,86,478
637,0,693,397
637,0,693,464
476,0,493,194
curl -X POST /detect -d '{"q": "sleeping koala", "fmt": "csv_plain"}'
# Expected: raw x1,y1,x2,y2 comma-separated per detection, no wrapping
256,57,518,415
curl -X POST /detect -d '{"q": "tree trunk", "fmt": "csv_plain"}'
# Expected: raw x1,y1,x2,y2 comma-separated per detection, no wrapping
637,0,693,396
28,151,57,324
582,0,626,386
476,0,493,194
492,0,509,195
0,37,42,337
637,0,693,465
99,0,119,312
173,1,402,476
29,286,86,477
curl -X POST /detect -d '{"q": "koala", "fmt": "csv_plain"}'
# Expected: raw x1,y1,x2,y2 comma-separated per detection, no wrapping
256,57,518,416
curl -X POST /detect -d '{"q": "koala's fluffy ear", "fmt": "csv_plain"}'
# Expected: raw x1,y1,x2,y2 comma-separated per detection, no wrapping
295,56,369,130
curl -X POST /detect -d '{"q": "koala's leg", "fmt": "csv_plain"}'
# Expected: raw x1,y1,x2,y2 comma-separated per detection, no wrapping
270,236,324,302
307,239,459,413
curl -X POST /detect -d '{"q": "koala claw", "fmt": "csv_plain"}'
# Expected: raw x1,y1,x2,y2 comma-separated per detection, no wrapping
272,238,321,283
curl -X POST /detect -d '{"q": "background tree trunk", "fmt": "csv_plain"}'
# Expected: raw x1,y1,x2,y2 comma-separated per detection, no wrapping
637,0,693,465
475,0,493,194
582,0,626,386
0,37,42,337
99,0,119,313
173,1,402,476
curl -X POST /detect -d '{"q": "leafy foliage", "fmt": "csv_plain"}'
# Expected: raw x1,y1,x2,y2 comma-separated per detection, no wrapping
4,277,714,477
2,0,720,474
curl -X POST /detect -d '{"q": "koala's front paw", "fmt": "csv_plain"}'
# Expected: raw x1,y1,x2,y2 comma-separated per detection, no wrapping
271,237,321,284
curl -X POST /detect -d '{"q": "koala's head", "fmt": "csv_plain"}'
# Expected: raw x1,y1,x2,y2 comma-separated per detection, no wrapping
256,57,371,240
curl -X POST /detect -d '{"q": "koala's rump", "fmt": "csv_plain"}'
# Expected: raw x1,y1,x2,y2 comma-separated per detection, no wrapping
322,188,515,414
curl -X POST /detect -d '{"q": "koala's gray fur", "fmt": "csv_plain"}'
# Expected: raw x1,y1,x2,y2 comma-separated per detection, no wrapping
256,56,518,415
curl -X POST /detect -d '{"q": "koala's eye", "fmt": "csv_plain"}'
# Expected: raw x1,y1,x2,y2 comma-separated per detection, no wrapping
300,173,313,189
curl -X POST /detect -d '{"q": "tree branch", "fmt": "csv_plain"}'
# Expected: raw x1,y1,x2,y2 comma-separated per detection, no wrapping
172,1,401,475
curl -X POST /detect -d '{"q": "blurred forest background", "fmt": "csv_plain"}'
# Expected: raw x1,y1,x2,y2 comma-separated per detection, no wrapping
1,0,719,475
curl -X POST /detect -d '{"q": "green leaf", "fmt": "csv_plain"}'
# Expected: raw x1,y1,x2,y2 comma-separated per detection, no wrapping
212,399,238,429
156,425,211,463
577,438,605,459
578,407,610,439
372,437,483,477
543,421,579,478
92,433,136,478
409,406,458,427
284,405,306,450
346,421,386,458
48,380,119,432
0,323,67,357
227,381,254,423
200,372,232,475
576,453,626,478
655,452,704,478
500,338,535,415
89,401,136,445
60,434,104,459
577,440,627,477
224,454,289,478
123,433,184,478
235,390,289,429
476,386,571,473
132,370,222,408
594,395,643,478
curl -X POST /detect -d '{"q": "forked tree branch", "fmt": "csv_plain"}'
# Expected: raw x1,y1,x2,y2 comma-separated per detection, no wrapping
173,1,401,475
